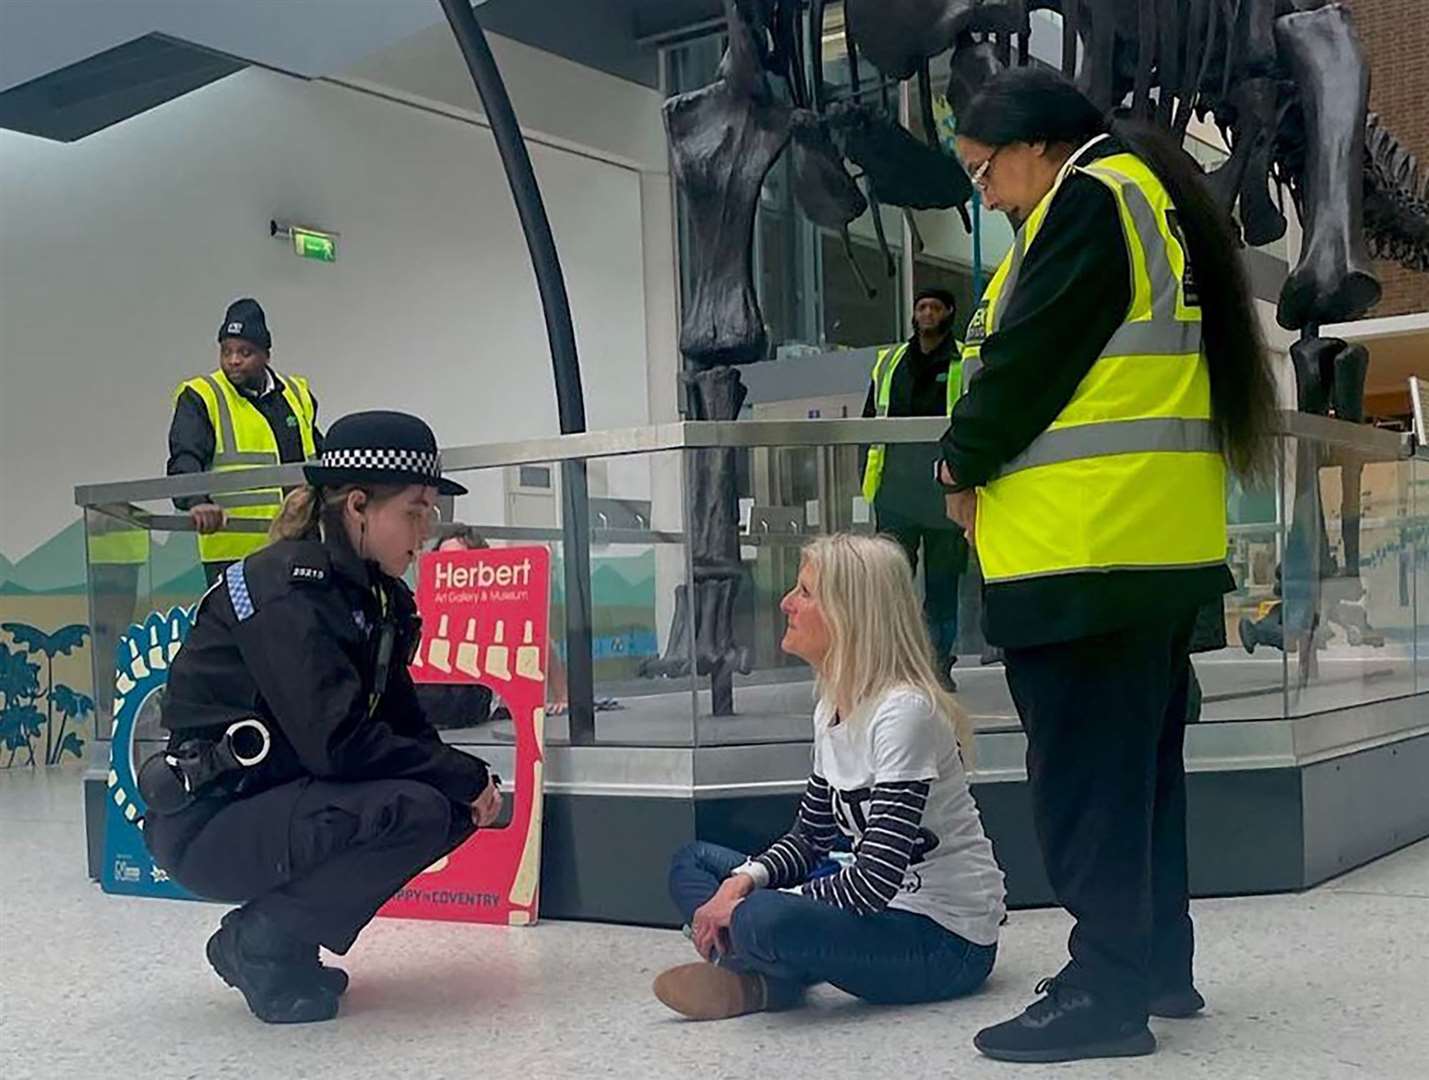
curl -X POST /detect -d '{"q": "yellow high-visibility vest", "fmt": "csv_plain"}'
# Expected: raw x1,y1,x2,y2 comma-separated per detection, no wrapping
961,149,1226,584
861,340,965,502
85,514,149,566
175,370,317,562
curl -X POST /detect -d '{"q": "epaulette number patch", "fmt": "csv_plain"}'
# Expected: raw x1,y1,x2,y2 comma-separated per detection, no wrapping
291,565,326,583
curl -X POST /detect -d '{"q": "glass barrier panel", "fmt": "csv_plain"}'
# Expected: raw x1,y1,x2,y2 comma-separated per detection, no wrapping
431,449,696,751
1282,435,1418,717
1198,438,1289,722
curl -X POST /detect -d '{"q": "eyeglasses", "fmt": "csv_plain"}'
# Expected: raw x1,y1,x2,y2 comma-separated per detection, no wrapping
968,147,1003,190
408,505,442,533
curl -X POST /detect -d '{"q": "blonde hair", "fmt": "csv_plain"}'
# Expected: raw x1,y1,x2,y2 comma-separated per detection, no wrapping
800,533,975,763
269,483,405,543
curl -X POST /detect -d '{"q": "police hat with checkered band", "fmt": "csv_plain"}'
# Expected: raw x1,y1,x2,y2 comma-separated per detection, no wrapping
303,410,468,496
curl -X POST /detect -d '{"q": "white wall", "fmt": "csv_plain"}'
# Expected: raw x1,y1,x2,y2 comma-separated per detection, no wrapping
340,26,670,173
0,36,677,562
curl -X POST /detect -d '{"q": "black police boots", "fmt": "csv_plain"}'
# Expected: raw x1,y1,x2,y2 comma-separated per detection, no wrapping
206,907,344,1023
1150,983,1206,1019
217,908,350,996
974,977,1156,1063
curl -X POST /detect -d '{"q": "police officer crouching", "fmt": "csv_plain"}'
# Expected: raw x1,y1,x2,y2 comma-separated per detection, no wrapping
142,411,499,1025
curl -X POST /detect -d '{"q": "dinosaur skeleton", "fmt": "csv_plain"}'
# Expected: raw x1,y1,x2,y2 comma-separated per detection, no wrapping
656,0,1423,704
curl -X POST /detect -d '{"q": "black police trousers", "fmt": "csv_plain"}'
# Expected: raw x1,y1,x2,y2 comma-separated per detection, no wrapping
147,778,474,954
1002,610,1197,1020
876,508,966,674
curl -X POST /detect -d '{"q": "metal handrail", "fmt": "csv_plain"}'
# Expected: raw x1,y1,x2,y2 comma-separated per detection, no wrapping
82,505,832,547
74,411,1419,508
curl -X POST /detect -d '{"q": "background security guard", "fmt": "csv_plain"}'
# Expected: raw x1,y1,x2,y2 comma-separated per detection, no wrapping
167,298,322,583
862,286,967,687
144,411,499,1025
941,69,1278,1063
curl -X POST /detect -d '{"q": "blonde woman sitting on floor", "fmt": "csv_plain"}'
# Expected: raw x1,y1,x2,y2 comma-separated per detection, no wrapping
655,533,1006,1020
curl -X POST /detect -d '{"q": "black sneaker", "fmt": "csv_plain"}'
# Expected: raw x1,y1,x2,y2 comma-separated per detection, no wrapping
1150,984,1206,1018
974,978,1156,1063
294,942,350,997
218,910,349,997
206,911,340,1024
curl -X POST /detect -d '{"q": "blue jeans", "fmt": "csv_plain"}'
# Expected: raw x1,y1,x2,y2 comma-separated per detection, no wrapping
668,841,996,1008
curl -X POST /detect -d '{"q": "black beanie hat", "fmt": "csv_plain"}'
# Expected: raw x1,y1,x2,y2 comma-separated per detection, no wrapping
218,298,271,351
914,286,958,312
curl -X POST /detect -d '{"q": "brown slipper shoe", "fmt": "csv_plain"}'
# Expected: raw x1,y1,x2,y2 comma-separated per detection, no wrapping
653,963,768,1021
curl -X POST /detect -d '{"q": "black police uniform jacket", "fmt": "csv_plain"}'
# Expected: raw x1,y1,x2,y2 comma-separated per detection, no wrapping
155,535,491,824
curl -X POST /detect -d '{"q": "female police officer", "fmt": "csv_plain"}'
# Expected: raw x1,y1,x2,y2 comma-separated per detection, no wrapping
938,69,1278,1062
143,410,500,1025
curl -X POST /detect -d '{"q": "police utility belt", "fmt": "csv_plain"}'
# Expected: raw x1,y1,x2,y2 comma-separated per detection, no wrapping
138,715,275,815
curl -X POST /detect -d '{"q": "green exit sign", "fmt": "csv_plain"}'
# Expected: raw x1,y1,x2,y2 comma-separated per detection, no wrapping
292,228,337,262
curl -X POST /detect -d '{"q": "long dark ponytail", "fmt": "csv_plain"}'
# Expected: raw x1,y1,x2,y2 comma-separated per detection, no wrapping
958,68,1277,478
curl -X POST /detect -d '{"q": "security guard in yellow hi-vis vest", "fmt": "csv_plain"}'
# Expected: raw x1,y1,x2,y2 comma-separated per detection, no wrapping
938,70,1278,1065
861,287,967,686
167,299,322,584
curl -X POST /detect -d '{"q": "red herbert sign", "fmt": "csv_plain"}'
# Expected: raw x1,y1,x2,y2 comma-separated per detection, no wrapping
380,545,551,927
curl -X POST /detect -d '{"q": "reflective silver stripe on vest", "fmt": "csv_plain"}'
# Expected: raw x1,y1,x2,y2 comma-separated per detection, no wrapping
1108,172,1177,315
211,491,282,509
996,417,1218,478
874,344,907,418
1089,166,1200,356
214,451,277,467
999,228,1031,309
1102,318,1200,356
962,228,1028,389
201,375,239,456
203,374,280,468
961,355,982,390
279,371,314,427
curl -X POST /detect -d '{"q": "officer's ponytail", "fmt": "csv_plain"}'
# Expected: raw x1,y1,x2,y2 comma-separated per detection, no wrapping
270,485,323,542
269,482,412,545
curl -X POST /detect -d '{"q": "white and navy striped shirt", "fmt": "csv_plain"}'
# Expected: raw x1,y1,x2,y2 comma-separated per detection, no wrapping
745,687,1006,945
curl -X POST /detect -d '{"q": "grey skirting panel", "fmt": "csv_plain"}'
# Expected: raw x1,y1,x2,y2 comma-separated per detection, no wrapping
84,695,1429,927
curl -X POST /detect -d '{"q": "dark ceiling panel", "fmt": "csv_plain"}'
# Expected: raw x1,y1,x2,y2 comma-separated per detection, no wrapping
0,33,246,142
474,0,725,88
475,0,656,87
631,0,723,42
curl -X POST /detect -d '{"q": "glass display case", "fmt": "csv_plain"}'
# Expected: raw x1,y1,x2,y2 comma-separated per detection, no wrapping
76,412,1429,920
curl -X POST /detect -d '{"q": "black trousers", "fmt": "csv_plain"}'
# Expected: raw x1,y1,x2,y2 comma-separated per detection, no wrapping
876,509,965,672
147,778,474,954
1003,611,1196,1019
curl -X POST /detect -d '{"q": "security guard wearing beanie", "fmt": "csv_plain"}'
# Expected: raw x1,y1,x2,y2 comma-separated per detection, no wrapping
861,286,968,686
143,411,500,1025
167,298,322,584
